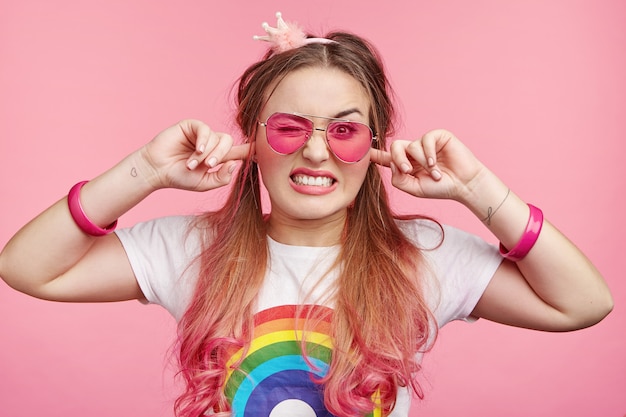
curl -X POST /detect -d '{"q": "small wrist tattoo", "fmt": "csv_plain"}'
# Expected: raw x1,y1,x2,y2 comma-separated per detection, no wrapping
130,167,138,177
483,188,510,225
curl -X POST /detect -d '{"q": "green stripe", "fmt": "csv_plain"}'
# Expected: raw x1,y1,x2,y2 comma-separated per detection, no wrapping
224,340,332,399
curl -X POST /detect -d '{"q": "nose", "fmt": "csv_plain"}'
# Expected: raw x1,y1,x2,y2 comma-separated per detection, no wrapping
302,126,330,163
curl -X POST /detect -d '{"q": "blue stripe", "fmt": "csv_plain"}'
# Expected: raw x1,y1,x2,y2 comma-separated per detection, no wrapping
231,355,329,416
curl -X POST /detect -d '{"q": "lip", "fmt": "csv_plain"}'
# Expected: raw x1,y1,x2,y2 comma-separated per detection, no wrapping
289,167,338,195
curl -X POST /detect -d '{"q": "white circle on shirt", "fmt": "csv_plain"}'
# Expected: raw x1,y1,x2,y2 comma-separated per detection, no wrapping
269,399,316,417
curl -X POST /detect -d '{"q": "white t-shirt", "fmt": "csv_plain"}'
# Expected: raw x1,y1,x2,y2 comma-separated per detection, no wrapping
116,216,503,417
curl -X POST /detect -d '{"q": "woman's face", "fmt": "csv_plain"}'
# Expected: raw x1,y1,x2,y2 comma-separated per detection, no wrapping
255,66,372,227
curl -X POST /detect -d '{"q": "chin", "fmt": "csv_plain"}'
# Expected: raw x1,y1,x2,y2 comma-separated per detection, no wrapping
287,203,349,221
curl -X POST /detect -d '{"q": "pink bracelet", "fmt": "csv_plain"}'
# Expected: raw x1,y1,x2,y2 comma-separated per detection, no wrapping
67,181,117,236
499,204,543,262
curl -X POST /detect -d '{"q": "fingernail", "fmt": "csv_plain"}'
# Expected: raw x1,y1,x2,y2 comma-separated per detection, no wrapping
427,157,435,167
431,169,442,180
187,159,198,170
197,144,205,154
207,157,217,168
401,163,411,173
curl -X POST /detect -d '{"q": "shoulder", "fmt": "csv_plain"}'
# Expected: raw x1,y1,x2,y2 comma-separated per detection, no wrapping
114,215,205,321
116,215,201,251
396,217,503,325
395,217,497,258
117,214,196,235
395,217,443,249
115,214,209,278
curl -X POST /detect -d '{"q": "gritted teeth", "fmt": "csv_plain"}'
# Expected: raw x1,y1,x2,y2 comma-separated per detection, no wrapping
291,174,335,187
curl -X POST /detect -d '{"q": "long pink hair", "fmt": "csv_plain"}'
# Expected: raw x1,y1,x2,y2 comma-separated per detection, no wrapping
175,32,437,417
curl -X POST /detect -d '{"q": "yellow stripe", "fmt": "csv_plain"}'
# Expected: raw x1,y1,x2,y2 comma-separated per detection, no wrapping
225,330,332,377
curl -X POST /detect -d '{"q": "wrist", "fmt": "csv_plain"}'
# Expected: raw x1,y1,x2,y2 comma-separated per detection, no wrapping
459,170,540,253
69,154,157,229
456,167,508,219
132,147,166,192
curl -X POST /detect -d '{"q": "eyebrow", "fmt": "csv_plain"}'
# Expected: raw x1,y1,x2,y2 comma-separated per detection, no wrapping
333,108,364,119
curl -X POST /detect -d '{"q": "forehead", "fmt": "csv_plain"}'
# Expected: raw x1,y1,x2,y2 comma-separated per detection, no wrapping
261,66,371,119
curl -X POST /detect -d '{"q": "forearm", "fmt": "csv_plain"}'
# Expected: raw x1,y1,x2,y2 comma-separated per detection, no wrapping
0,151,154,293
462,168,613,326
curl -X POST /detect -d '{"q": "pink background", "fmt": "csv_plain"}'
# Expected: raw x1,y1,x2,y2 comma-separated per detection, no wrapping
1,1,625,416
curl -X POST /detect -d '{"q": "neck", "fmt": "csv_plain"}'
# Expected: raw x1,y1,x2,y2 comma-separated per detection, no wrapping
266,210,346,247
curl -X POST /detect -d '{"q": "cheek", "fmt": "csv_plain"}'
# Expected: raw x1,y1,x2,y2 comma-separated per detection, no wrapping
255,139,286,183
343,160,372,191
354,155,372,178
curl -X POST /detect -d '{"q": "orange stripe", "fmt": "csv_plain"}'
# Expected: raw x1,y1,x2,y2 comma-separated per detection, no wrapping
254,317,332,338
254,305,333,325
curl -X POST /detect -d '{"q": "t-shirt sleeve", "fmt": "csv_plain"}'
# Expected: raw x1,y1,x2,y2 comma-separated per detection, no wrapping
400,220,504,327
114,216,200,321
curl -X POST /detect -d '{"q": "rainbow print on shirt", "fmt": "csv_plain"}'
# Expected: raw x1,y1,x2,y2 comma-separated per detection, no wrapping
223,304,382,417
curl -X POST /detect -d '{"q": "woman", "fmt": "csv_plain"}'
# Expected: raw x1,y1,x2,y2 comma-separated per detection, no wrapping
0,12,613,417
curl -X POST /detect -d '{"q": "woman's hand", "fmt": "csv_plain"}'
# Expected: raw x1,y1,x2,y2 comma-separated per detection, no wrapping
371,129,486,203
137,119,252,192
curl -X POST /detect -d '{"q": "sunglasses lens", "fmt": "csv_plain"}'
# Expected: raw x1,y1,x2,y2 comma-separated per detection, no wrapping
264,113,373,162
326,122,372,162
265,113,312,155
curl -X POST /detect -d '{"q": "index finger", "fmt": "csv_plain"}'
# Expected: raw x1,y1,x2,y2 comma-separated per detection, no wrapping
369,148,391,167
224,142,255,162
